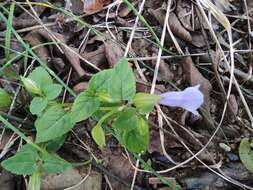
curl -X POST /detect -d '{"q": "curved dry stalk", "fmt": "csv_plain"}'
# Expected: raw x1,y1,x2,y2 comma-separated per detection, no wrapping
63,165,91,190
157,109,178,164
197,0,253,127
124,0,146,56
23,0,64,53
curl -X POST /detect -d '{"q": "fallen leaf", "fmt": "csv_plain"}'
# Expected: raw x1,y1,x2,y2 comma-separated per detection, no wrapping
149,8,192,43
0,131,13,150
105,41,124,67
102,149,135,190
24,32,50,65
83,0,110,14
191,32,206,48
34,29,86,77
176,0,195,31
82,45,106,68
68,0,85,14
151,54,174,81
118,3,132,17
73,82,89,93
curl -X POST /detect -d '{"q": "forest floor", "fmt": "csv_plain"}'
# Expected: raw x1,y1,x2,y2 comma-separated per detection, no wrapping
1,0,253,189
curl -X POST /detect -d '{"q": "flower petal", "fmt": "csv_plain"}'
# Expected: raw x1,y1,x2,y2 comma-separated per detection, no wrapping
159,85,204,115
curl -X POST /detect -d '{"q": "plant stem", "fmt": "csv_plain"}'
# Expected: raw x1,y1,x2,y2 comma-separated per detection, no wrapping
0,115,45,153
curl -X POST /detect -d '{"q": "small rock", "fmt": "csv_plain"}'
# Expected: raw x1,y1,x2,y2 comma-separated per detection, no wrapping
41,167,102,190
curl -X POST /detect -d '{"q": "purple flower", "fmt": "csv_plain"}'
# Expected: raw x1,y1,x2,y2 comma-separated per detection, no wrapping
159,85,204,115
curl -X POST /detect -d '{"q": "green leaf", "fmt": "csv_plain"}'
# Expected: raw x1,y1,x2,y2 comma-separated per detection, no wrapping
41,153,71,173
46,134,67,152
71,91,100,123
124,117,149,153
30,97,48,116
109,58,136,101
91,124,106,148
0,88,11,108
1,144,40,175
239,138,253,172
112,108,149,153
43,84,62,100
21,77,42,95
35,105,74,143
88,69,113,94
133,93,160,114
88,58,136,102
28,67,53,90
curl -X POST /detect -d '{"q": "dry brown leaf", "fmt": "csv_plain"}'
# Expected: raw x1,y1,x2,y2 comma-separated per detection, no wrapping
149,8,192,43
176,0,195,31
149,177,180,189
68,0,85,14
24,32,50,65
118,3,132,17
73,82,89,93
36,29,86,77
191,32,206,48
83,0,110,14
102,149,134,190
82,45,106,68
0,131,13,150
151,54,174,81
105,41,124,67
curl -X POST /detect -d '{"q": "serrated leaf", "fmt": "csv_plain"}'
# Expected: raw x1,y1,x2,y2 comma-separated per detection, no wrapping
71,91,100,123
30,97,47,115
35,105,74,143
41,153,71,173
124,117,149,153
112,108,149,153
88,58,136,102
91,124,106,147
133,93,160,114
21,77,42,95
43,84,62,100
0,88,11,108
88,69,115,102
109,58,136,101
239,138,253,172
1,144,39,175
28,67,53,90
88,69,113,94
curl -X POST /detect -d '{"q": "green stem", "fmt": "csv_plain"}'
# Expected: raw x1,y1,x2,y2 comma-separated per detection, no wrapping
97,108,120,126
0,115,45,153
0,7,77,97
0,111,33,125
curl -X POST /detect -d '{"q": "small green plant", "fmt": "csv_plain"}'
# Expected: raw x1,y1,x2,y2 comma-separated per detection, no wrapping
0,58,160,188
239,138,253,172
0,88,12,109
1,58,204,189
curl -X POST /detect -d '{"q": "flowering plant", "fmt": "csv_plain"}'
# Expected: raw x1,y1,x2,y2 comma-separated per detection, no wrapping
1,58,203,185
